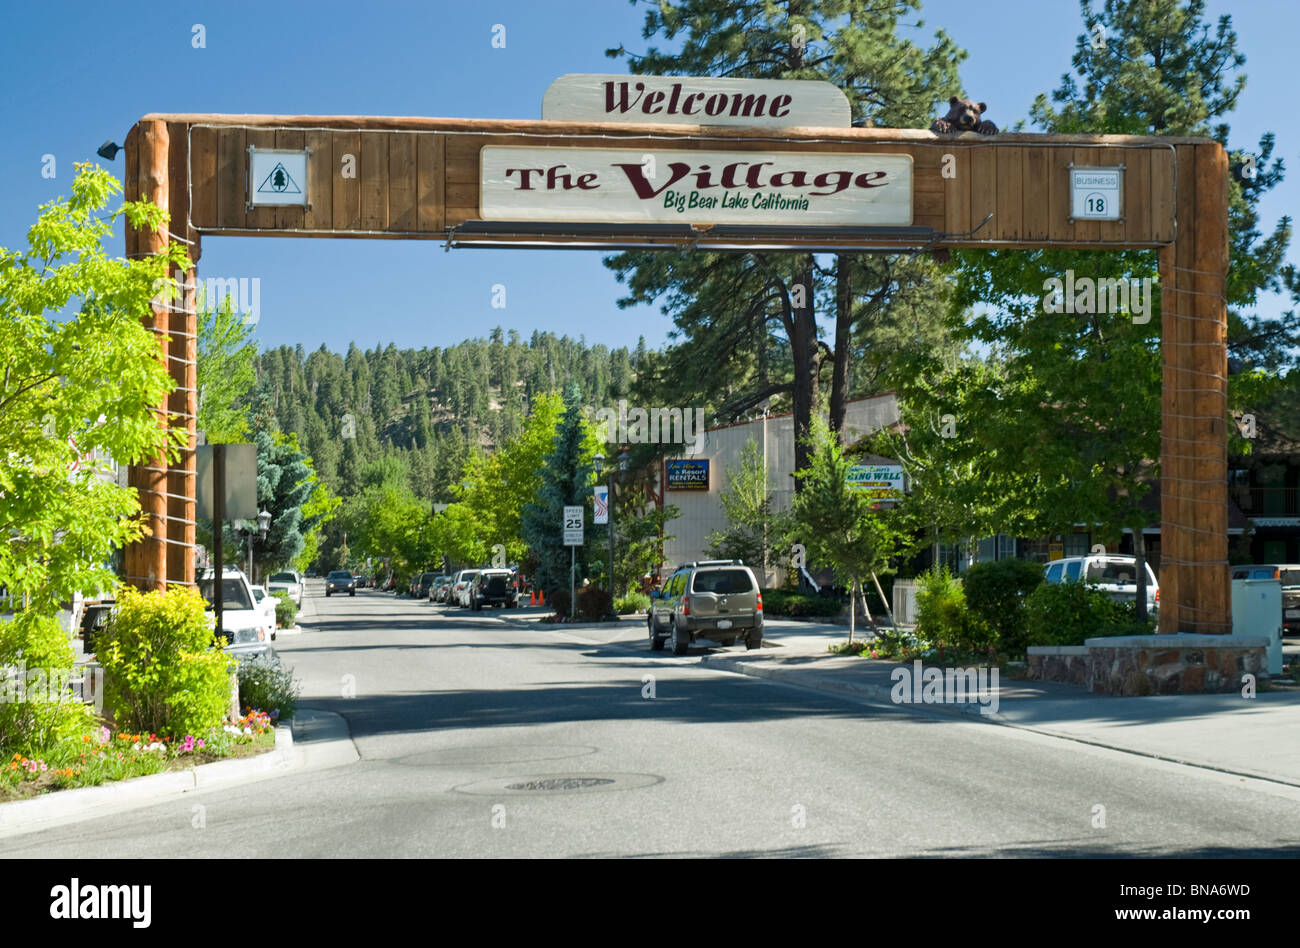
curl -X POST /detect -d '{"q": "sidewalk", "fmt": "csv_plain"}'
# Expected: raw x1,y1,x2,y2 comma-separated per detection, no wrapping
705,649,1300,787
497,609,1300,787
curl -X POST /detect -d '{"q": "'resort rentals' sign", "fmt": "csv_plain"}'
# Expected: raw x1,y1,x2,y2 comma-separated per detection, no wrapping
665,459,710,491
541,75,852,128
480,147,912,227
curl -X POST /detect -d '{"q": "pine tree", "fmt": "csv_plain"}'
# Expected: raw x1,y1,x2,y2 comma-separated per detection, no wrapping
607,0,965,473
520,385,598,601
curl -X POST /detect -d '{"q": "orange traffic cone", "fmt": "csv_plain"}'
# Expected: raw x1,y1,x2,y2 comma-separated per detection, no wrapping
529,589,537,606
538,589,545,606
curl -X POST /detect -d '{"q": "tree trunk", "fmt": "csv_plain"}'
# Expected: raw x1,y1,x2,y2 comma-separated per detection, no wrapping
872,570,895,627
829,255,852,439
790,257,819,482
848,579,856,645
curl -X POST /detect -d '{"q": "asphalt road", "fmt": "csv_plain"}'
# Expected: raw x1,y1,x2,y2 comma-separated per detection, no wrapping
5,581,1300,858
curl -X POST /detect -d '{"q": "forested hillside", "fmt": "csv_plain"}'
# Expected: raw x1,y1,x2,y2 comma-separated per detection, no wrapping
255,329,640,504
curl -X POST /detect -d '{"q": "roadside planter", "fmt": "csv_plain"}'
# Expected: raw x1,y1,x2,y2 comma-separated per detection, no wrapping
1027,635,1271,695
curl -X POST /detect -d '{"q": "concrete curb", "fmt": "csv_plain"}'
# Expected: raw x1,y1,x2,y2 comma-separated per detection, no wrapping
0,724,295,840
706,655,989,720
496,613,632,631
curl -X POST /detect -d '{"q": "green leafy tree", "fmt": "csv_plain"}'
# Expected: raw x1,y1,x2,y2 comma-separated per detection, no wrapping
614,499,680,598
430,502,489,569
197,291,257,443
293,476,342,573
790,419,914,642
0,165,187,746
906,0,1299,619
452,390,565,566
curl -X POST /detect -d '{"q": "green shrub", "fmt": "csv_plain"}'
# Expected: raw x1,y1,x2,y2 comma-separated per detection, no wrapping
98,586,234,739
614,592,651,615
547,588,571,618
1023,581,1152,646
272,590,298,628
961,558,1045,657
0,613,97,753
915,567,991,652
577,585,612,621
760,588,841,616
236,655,300,720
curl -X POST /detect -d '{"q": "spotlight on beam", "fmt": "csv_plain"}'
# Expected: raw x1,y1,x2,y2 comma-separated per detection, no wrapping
96,140,122,161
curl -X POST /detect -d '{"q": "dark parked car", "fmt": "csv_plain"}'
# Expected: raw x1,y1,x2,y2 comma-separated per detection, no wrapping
353,574,370,589
326,570,356,597
470,569,519,610
415,571,441,599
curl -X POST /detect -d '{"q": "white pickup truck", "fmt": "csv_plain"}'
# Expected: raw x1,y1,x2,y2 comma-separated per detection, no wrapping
1043,554,1159,614
197,568,276,663
267,570,304,607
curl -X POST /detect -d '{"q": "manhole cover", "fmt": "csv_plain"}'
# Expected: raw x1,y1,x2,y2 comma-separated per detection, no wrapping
506,777,614,792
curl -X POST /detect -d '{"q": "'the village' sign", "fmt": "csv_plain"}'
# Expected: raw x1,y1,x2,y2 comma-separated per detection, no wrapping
480,147,912,226
542,74,852,128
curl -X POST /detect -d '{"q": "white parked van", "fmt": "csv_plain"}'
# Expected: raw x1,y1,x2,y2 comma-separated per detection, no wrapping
1043,554,1159,613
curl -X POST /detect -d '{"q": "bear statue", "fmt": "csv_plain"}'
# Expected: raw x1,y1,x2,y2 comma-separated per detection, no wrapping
931,97,998,136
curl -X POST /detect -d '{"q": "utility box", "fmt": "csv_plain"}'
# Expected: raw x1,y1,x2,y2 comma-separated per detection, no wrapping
1231,578,1283,676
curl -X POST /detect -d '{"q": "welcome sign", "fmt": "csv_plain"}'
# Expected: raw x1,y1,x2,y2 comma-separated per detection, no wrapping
480,147,913,227
542,75,852,128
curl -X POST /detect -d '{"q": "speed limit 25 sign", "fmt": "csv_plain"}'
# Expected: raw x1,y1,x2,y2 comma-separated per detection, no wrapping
1069,166,1123,221
562,505,584,546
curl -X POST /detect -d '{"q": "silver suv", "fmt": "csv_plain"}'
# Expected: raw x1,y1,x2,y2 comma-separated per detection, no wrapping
649,560,763,654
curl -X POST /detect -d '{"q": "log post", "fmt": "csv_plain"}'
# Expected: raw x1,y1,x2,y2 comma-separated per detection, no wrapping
166,122,199,587
1158,142,1231,634
123,119,171,591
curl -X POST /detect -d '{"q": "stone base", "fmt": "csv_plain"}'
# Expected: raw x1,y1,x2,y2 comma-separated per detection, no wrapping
1028,636,1270,695
1025,646,1089,686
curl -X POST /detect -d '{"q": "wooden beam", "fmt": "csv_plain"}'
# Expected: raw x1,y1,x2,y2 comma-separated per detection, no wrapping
124,119,170,591
1158,142,1230,634
140,111,1218,145
166,122,198,588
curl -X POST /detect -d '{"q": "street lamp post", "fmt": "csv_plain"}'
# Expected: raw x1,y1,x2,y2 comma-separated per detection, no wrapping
242,509,271,585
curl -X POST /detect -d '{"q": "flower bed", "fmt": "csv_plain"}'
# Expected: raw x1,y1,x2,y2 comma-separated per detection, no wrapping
0,711,276,802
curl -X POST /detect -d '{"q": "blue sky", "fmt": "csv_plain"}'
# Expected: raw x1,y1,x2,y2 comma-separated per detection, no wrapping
0,0,1293,355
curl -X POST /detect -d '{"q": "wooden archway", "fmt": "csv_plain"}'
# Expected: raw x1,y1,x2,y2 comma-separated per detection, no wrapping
122,113,1228,634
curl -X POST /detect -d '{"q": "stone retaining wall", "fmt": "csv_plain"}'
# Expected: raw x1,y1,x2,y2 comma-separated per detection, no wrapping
1025,646,1089,686
1026,636,1270,695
